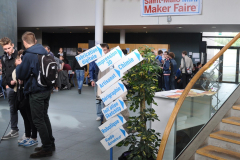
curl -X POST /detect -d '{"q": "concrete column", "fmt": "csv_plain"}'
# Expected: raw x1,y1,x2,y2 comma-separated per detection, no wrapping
120,29,125,44
35,30,43,45
95,0,104,45
0,0,17,52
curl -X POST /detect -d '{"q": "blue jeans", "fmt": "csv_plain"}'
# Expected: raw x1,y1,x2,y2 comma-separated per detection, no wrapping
75,70,84,89
164,75,170,91
85,77,88,85
94,86,103,118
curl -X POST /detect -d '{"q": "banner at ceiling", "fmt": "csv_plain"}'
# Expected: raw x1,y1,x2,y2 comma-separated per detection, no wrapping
141,0,202,16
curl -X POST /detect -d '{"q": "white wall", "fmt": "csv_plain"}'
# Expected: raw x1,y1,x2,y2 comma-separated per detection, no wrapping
18,0,240,27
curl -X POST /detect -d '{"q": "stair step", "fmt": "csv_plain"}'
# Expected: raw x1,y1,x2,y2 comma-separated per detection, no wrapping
210,131,240,145
222,117,240,126
232,105,240,111
196,145,240,160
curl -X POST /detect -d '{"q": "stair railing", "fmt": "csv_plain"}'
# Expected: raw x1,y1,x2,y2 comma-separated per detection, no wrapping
157,32,240,160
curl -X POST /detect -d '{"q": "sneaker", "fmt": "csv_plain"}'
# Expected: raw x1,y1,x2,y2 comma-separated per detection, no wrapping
30,150,53,158
0,93,3,97
18,133,26,143
53,89,59,92
83,84,88,86
78,89,81,94
23,138,38,147
96,117,101,121
35,144,56,152
1,130,19,140
18,138,29,146
63,86,68,90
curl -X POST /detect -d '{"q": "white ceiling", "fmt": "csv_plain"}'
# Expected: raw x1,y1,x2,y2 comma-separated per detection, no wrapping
18,25,240,34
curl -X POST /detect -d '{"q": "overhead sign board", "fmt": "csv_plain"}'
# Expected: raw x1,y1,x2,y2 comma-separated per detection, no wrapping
76,44,103,67
100,126,128,150
100,80,127,106
114,49,143,74
99,113,126,137
141,0,202,16
102,97,127,121
95,46,124,72
96,69,124,92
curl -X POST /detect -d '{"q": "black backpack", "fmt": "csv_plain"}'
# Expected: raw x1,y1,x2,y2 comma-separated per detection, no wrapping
37,54,58,87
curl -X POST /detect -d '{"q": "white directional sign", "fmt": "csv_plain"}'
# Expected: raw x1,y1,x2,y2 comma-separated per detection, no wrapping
96,69,124,92
102,97,127,121
99,113,126,137
100,80,127,106
114,49,143,74
96,46,124,72
76,44,103,67
100,126,128,150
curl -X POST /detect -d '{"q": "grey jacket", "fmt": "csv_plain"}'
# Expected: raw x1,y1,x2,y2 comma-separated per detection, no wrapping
54,56,62,70
180,56,193,74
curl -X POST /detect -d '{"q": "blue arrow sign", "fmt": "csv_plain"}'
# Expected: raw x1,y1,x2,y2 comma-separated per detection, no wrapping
120,129,126,137
118,99,125,109
134,52,141,61
117,115,124,123
118,83,125,91
97,46,103,56
114,69,121,77
116,49,123,58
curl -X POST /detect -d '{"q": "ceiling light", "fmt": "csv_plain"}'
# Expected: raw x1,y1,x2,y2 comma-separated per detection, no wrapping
36,28,39,30
177,27,182,29
88,32,90,33
85,27,88,29
143,27,147,28
70,32,72,33
146,31,148,33
212,27,216,28
106,32,108,33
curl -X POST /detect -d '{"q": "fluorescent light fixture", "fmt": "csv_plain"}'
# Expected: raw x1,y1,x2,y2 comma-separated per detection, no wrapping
177,27,183,29
36,28,39,30
212,27,216,28
143,27,147,28
85,27,88,29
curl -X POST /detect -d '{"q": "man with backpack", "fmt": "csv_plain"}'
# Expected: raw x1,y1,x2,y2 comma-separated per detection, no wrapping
16,32,56,158
0,37,19,139
180,51,193,88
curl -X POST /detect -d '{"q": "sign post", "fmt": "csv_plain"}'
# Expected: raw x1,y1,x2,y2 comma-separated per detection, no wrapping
75,45,143,159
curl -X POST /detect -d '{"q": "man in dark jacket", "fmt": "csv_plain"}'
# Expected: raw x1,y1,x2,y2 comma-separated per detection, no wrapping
16,32,55,158
72,48,87,94
0,37,19,139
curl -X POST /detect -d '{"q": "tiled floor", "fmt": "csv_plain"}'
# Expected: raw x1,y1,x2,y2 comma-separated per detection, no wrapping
0,86,128,160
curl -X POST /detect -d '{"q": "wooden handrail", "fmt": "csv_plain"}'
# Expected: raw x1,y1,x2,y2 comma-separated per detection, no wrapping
157,33,240,160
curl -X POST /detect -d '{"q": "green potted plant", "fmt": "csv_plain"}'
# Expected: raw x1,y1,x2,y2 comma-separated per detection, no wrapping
117,46,162,160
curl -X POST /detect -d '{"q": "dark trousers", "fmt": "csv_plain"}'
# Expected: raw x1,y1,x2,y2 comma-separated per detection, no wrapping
6,88,18,131
29,91,55,151
170,75,175,90
182,73,191,89
19,102,37,139
164,75,170,91
157,72,163,90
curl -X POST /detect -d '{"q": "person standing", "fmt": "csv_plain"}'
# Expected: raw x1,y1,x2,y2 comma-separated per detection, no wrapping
180,51,193,88
156,50,163,90
163,52,171,91
16,32,55,158
44,46,54,57
168,52,177,90
89,43,110,122
72,48,87,94
0,37,19,139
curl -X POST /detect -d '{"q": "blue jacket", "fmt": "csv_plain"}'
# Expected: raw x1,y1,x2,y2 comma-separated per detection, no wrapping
89,61,99,82
16,44,52,95
163,59,171,75
156,55,162,62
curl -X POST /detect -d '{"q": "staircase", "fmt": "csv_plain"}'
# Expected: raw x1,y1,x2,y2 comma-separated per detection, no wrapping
195,104,240,160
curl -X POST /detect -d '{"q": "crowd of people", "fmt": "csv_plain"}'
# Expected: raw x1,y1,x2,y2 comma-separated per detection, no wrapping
0,31,204,158
155,50,203,91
